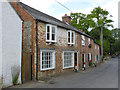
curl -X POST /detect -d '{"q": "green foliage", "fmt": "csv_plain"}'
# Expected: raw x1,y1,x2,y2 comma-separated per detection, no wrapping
12,72,19,85
70,6,114,57
11,65,20,85
89,62,93,66
70,13,90,34
103,40,110,56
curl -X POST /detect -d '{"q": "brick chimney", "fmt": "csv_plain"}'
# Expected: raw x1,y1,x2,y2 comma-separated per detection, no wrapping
62,14,71,24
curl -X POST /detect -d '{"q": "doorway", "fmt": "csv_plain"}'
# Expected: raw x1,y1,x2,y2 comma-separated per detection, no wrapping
82,53,85,69
74,52,78,70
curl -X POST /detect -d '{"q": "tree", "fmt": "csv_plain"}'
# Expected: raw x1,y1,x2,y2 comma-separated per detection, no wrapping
70,13,91,34
89,6,113,61
70,7,114,59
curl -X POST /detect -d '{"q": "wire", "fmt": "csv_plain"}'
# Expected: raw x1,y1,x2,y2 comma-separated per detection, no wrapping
54,0,72,12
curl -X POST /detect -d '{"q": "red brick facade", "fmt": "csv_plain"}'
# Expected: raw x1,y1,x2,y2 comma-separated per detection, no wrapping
11,2,101,82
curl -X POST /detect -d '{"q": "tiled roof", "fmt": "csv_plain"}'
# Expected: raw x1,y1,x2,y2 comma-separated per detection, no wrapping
18,2,93,39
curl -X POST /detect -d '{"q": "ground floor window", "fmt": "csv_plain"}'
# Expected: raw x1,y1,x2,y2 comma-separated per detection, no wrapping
40,50,55,71
63,51,74,69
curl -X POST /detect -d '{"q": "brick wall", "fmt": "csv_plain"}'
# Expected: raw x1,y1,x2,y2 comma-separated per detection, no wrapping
37,21,79,79
37,21,100,79
11,2,37,81
11,2,101,81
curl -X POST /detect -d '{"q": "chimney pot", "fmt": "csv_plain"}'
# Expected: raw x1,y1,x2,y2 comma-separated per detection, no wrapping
62,14,71,24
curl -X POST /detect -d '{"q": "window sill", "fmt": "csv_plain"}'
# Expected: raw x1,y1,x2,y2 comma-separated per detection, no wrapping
82,45,85,47
68,43,75,46
46,41,57,45
63,66,74,69
40,67,55,71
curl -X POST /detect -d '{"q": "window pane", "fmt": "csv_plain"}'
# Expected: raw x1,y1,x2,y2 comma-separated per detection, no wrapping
68,32,70,43
64,52,73,68
72,32,74,43
52,34,55,40
47,26,50,32
41,51,54,70
52,27,55,33
47,33,50,40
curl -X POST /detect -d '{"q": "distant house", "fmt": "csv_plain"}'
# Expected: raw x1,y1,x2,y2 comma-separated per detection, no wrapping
0,1,100,88
0,0,22,88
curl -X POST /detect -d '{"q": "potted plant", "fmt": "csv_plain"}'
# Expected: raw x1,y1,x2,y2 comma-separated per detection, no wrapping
89,60,93,66
88,44,92,48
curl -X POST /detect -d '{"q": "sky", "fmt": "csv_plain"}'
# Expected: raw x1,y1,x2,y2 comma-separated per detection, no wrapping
20,0,119,29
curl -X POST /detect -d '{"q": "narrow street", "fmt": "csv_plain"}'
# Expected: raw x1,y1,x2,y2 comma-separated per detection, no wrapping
40,57,118,88
10,57,118,88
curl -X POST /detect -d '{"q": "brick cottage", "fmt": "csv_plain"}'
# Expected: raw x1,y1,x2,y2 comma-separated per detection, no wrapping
10,2,100,84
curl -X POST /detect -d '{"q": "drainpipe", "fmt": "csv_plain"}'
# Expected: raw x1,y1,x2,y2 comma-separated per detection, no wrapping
36,20,38,80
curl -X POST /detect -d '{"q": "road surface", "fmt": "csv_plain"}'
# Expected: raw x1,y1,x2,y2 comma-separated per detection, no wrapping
11,57,118,88
40,57,118,88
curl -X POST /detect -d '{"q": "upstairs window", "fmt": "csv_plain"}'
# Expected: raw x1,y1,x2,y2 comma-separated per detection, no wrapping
46,24,57,42
95,45,96,49
82,35,85,46
88,38,90,45
67,31,75,45
98,46,99,50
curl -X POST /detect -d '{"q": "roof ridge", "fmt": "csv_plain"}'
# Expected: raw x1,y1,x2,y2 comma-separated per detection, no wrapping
18,2,69,25
17,2,94,40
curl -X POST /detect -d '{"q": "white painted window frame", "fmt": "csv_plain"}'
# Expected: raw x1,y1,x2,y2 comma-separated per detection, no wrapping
95,45,96,49
82,35,85,46
88,38,90,45
46,24,57,42
67,30,75,45
98,46,99,50
40,50,55,71
62,51,74,69
88,53,92,61
83,53,86,67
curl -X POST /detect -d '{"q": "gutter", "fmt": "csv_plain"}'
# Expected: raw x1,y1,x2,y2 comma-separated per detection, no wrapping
36,20,38,80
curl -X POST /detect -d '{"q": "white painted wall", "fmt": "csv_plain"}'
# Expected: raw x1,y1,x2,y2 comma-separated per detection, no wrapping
2,1,22,87
0,2,3,89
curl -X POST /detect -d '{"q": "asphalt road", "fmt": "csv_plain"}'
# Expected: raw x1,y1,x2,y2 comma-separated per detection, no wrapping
40,57,118,88
10,57,118,88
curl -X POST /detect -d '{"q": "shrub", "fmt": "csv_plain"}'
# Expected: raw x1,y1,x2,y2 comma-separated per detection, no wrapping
11,65,20,85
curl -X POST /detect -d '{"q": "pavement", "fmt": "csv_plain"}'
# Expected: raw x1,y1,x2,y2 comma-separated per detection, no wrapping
9,57,118,88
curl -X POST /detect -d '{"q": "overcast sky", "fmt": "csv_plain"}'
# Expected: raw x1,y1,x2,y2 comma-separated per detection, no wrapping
20,0,118,29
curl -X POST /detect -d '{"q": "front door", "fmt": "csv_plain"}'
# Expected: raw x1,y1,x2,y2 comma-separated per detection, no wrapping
74,52,78,70
82,53,85,68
